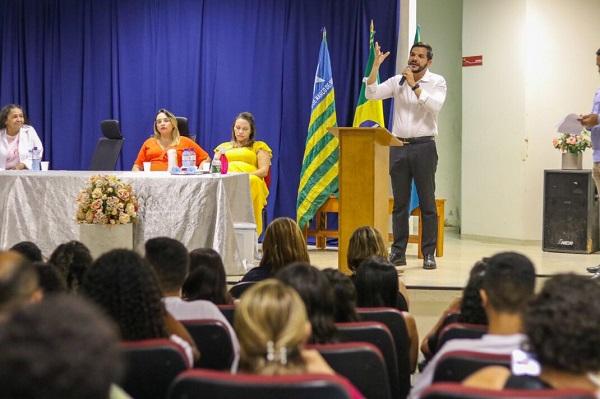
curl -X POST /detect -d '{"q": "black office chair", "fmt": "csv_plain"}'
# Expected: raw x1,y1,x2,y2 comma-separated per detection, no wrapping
89,119,124,170
176,116,196,142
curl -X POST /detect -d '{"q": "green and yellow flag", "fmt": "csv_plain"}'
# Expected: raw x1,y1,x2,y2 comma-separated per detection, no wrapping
296,29,338,230
353,21,386,128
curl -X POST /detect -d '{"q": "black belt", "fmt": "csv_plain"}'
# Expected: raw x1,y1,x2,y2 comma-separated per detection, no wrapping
398,136,434,145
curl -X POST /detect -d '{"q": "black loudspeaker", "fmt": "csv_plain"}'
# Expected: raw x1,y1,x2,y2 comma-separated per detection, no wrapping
543,170,599,253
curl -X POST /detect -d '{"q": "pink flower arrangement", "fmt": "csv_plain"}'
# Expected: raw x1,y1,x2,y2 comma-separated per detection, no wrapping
76,175,138,224
552,131,591,154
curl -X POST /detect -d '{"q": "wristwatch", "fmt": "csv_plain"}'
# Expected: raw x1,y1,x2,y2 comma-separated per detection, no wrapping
411,83,420,91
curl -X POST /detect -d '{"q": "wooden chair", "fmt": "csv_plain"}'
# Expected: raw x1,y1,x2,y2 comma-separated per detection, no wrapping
303,195,445,259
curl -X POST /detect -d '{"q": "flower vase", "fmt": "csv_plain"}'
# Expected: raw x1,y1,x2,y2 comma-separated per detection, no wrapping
561,152,583,170
79,223,134,259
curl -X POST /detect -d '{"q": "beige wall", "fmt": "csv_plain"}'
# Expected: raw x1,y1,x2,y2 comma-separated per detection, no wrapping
417,0,463,227
461,0,600,240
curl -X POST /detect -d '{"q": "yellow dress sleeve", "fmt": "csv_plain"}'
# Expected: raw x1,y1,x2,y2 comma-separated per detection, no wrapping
253,141,272,158
215,141,233,153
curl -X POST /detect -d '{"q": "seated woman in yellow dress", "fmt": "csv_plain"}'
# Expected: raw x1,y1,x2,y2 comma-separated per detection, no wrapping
215,112,271,235
132,108,209,171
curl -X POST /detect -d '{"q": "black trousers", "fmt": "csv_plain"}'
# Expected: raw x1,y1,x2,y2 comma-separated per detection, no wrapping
389,140,438,256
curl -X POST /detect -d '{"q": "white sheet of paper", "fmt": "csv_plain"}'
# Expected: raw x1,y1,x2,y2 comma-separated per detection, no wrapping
557,113,584,135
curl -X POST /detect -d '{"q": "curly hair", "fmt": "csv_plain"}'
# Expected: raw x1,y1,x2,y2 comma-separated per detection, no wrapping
259,217,310,275
82,249,167,340
276,262,338,344
0,104,27,129
10,241,43,262
347,226,388,273
0,294,122,399
322,268,358,322
33,261,66,295
48,241,92,292
182,248,231,304
523,274,600,374
458,259,488,325
235,279,308,375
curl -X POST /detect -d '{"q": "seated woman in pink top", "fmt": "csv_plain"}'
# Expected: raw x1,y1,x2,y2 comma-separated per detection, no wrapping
0,104,43,170
133,109,209,171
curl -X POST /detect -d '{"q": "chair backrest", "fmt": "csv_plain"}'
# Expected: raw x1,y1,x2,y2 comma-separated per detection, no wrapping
437,322,488,352
229,281,256,299
217,304,236,325
168,369,354,399
180,319,235,370
426,312,462,359
308,342,391,399
121,338,189,399
336,321,402,399
175,116,196,141
432,350,511,383
89,119,124,170
357,307,412,393
421,382,597,399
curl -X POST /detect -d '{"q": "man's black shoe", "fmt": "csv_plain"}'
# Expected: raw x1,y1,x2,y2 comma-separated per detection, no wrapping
423,254,437,270
389,252,406,266
587,265,600,274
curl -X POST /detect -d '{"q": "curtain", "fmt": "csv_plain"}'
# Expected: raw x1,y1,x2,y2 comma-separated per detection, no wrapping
0,0,399,219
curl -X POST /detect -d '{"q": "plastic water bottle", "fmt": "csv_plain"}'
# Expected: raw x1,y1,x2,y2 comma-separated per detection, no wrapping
30,147,41,171
187,149,196,171
211,156,221,174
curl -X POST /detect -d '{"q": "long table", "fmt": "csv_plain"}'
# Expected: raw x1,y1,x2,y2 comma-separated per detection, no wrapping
0,171,254,275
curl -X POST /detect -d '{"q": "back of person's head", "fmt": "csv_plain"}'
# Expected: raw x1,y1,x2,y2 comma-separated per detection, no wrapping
48,240,92,292
524,274,600,374
260,217,309,274
354,256,399,308
182,248,230,304
0,294,123,399
459,259,488,324
276,262,337,344
10,241,43,262
82,249,167,340
145,237,189,293
322,268,358,322
0,251,40,317
347,226,387,273
235,279,308,375
33,261,66,295
481,252,535,313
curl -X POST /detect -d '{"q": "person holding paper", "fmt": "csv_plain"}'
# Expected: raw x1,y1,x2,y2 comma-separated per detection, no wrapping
365,42,447,270
582,48,600,275
0,104,43,170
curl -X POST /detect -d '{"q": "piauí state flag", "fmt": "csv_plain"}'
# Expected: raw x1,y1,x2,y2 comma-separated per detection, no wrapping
353,21,386,128
296,29,339,230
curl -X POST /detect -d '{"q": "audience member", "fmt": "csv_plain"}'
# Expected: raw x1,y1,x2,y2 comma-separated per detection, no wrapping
0,104,43,170
241,217,309,283
132,108,209,171
464,274,600,394
0,251,41,320
182,247,232,304
322,268,359,323
0,294,125,399
81,249,198,365
276,262,338,344
10,241,43,262
48,240,92,292
420,259,488,360
347,226,388,274
408,251,536,399
144,237,239,362
233,279,364,398
33,261,66,295
214,112,272,234
354,256,409,311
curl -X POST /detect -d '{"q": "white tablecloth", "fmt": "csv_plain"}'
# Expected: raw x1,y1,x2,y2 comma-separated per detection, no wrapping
0,171,254,275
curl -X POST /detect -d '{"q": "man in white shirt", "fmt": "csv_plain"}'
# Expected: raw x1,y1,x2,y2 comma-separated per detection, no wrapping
144,237,240,367
366,42,447,269
408,252,536,399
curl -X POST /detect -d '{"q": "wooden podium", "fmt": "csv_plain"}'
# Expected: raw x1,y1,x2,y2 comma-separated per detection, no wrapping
328,127,402,273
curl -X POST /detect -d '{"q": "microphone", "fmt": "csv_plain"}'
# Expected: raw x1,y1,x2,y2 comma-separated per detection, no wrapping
399,65,410,86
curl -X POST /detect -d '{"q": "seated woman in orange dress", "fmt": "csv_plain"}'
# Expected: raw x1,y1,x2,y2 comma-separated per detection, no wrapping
214,112,272,235
133,108,209,171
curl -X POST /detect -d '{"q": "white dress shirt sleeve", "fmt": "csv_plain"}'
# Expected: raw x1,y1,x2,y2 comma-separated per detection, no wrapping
365,75,401,101
417,76,447,115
